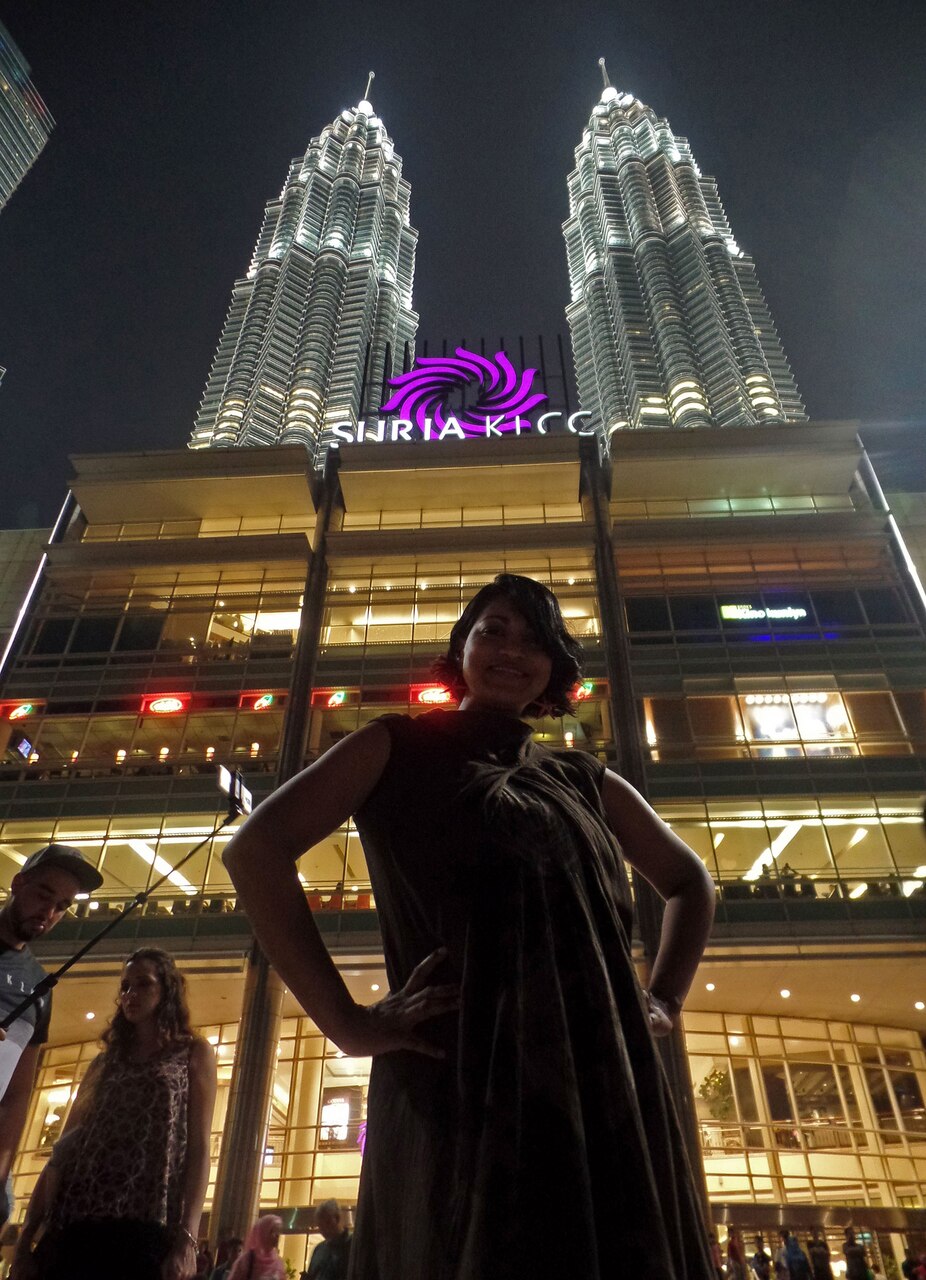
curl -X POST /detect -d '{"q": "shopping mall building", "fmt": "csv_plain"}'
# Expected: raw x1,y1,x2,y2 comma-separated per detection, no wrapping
1,73,925,1276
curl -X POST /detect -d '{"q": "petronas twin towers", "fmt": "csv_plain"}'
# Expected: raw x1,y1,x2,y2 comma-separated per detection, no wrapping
189,68,804,463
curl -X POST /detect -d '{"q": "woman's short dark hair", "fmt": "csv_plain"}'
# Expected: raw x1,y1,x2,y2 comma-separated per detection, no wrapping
102,947,194,1059
432,573,584,717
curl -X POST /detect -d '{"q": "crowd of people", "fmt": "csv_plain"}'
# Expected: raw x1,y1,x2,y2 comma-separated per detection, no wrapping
0,576,917,1279
710,1225,903,1280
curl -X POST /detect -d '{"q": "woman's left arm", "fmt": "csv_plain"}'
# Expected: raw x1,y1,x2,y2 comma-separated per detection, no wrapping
601,769,716,1030
167,1037,217,1279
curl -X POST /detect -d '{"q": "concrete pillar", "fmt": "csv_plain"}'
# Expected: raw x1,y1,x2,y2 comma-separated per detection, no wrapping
579,438,711,1217
210,457,342,1243
210,944,284,1240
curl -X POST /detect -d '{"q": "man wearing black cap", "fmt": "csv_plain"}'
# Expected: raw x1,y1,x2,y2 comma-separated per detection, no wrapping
0,844,102,1224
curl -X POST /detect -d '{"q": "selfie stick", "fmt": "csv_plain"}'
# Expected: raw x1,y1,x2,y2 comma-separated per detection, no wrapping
0,767,253,1033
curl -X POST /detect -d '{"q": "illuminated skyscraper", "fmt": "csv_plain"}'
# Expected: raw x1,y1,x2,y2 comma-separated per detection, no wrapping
564,64,805,436
190,81,418,463
0,22,54,212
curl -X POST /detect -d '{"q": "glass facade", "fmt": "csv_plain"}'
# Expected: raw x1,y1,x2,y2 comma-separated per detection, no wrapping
688,1012,926,1208
17,1009,925,1271
1,429,924,1262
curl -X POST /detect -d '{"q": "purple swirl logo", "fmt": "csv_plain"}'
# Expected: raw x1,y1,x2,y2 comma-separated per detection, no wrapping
380,348,548,437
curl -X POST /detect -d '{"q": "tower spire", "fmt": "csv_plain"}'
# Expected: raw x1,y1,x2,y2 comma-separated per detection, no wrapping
364,70,375,102
188,88,419,462
563,79,806,435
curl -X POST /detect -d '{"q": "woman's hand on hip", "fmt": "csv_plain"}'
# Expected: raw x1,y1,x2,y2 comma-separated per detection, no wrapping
644,990,677,1038
336,948,460,1059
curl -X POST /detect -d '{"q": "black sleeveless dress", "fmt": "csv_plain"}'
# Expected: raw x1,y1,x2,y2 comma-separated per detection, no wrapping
350,706,713,1280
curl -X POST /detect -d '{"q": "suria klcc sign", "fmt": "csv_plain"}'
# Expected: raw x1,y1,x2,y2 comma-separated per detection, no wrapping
323,348,593,446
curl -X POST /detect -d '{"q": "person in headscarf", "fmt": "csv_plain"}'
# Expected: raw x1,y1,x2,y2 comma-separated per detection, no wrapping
228,1216,285,1280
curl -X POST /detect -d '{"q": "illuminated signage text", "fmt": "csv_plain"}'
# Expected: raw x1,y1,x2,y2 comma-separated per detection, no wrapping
720,604,808,623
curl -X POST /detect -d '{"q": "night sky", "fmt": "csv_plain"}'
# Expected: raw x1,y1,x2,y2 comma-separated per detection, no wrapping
1,0,925,529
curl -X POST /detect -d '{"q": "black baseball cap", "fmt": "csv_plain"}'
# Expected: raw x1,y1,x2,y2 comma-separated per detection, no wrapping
20,844,104,894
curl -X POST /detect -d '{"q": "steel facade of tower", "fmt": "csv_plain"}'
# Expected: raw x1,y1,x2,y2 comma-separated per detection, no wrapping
564,84,805,437
190,97,418,463
0,22,54,212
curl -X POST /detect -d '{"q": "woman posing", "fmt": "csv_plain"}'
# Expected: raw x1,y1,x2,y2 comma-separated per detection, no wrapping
13,948,216,1280
224,574,717,1280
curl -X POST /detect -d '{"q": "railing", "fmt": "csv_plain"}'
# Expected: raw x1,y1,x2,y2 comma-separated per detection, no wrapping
699,1117,926,1156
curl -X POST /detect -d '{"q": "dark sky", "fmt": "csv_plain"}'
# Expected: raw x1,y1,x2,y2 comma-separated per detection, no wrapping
1,0,925,528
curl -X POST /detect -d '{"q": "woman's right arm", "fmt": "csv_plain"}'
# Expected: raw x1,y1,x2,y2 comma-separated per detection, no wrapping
223,723,457,1057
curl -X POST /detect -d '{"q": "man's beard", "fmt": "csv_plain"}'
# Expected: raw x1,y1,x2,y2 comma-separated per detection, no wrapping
6,902,42,942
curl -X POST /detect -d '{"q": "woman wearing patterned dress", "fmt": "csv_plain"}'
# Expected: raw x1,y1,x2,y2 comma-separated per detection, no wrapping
224,574,717,1280
13,948,216,1280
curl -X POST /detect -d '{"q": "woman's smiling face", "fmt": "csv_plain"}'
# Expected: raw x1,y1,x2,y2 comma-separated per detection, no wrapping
458,598,553,715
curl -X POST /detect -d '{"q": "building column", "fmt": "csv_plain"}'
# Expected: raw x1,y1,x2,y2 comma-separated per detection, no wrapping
579,438,710,1215
210,943,285,1241
210,456,342,1242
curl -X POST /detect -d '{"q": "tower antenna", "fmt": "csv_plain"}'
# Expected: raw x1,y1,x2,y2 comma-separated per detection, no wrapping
364,70,375,100
598,57,611,89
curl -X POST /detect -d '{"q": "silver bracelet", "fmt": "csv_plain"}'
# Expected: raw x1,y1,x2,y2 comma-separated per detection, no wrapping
646,989,683,1018
178,1227,197,1248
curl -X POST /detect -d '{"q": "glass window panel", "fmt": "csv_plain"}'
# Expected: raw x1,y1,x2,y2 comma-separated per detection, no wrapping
789,1061,843,1122
791,693,852,743
31,618,74,654
859,587,907,624
685,1033,728,1055
882,819,926,873
297,833,350,891
894,692,926,746
688,697,742,743
889,1072,926,1134
130,714,188,766
115,614,164,651
824,819,892,875
731,1065,760,1122
811,590,865,626
69,616,120,653
844,693,904,738
756,1039,783,1058
178,712,237,765
740,696,798,743
837,1065,864,1125
761,1064,794,1122
670,596,719,630
80,716,137,765
865,1068,899,1131
783,1039,830,1060
230,711,284,770
751,1017,778,1034
646,698,692,746
161,610,212,652
711,821,772,880
775,820,834,878
625,597,671,632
